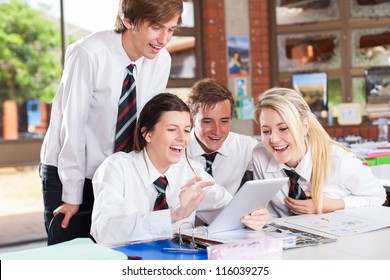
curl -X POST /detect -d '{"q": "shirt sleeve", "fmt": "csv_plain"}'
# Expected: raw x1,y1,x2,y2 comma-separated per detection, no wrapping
57,46,95,204
90,156,172,247
335,151,386,209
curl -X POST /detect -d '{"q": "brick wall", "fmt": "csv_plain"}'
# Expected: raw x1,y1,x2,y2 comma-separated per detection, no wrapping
202,0,271,135
249,0,270,135
201,0,228,85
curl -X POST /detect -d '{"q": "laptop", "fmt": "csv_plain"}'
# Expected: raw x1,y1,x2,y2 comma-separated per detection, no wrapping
206,177,288,234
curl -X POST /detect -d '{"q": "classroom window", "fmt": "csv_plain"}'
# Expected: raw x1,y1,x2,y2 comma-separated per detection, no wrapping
275,0,339,25
278,32,340,72
350,0,390,18
352,27,390,68
270,0,390,104
167,0,203,88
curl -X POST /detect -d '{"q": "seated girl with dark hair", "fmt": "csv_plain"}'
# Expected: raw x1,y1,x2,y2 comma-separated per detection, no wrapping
91,93,268,247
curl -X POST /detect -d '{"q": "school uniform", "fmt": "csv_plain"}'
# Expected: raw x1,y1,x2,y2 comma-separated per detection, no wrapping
187,131,258,195
40,30,171,232
91,149,232,247
252,142,386,218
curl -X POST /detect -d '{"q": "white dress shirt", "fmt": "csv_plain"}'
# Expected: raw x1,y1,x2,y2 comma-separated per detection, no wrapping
187,131,258,195
40,30,171,204
91,149,233,247
252,142,386,218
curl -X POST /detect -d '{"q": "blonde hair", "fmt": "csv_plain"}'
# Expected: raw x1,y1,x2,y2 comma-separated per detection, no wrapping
254,87,342,213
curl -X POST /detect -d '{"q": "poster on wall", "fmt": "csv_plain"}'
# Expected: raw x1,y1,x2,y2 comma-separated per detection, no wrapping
227,36,250,77
234,98,254,120
234,77,247,97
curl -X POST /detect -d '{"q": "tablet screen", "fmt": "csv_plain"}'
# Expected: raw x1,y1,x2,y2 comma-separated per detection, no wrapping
206,177,288,234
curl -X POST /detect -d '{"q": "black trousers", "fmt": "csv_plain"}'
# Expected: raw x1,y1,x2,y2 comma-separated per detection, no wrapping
40,164,94,234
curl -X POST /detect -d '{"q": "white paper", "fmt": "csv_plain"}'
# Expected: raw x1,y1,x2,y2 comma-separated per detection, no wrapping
286,206,390,237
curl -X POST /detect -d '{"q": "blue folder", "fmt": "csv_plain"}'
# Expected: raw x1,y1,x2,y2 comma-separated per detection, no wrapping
113,239,208,260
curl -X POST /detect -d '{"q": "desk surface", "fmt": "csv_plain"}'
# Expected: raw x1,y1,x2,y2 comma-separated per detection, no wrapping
113,216,390,260
274,216,390,260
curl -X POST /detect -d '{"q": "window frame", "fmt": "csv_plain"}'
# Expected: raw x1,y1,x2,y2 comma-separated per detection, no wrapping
269,0,390,103
167,0,203,88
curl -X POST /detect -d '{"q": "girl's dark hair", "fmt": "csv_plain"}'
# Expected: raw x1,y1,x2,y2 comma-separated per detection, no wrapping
130,93,192,152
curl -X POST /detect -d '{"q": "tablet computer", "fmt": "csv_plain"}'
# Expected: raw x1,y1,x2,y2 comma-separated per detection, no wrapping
206,177,288,234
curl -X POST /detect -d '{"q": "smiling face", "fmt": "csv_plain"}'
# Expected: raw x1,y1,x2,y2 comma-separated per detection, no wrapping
259,108,306,168
193,99,231,154
145,111,192,173
122,15,180,60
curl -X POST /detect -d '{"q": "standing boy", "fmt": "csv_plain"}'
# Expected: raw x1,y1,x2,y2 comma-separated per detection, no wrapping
40,0,183,242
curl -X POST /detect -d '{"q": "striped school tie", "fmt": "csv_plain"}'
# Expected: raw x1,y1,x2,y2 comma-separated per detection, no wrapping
283,169,307,200
202,152,218,176
153,176,169,211
114,64,136,152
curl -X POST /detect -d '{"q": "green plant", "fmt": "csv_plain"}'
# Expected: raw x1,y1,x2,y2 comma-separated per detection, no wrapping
0,0,61,104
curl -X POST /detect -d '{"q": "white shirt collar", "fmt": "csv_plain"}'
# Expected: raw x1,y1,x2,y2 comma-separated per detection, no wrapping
142,149,176,188
293,147,313,182
266,145,312,182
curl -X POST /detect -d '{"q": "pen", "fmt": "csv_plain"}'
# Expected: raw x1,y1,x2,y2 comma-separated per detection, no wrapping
162,248,207,254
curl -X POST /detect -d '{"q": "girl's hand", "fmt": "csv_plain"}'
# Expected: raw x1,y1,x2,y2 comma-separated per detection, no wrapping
284,196,316,215
241,207,269,231
170,177,214,223
285,191,345,215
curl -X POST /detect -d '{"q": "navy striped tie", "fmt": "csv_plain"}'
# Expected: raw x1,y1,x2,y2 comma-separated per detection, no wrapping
115,64,136,152
153,176,169,211
284,169,307,200
202,152,218,176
